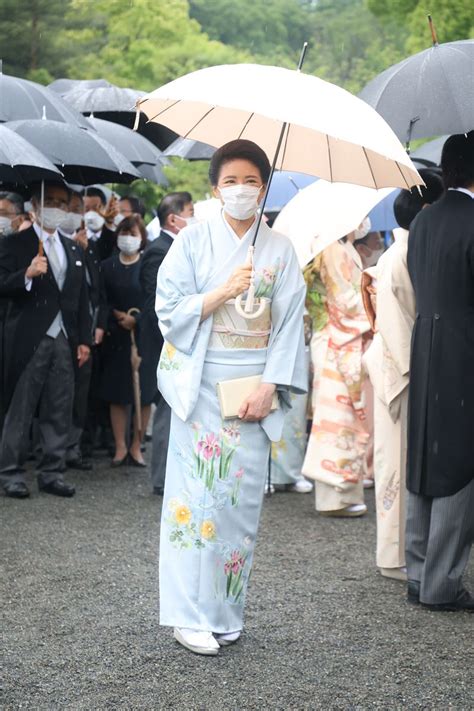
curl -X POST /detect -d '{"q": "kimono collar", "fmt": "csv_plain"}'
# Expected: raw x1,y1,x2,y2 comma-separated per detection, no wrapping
221,210,258,246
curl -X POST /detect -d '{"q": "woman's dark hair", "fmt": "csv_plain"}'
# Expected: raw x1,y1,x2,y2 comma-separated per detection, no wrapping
117,214,147,249
393,169,444,230
441,132,474,190
209,139,271,186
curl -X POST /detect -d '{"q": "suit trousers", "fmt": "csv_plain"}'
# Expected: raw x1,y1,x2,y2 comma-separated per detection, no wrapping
0,333,74,486
150,394,171,491
405,479,474,604
67,352,93,460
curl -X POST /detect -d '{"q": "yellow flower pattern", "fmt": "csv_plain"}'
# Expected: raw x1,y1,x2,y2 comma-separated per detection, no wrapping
175,504,192,525
200,520,216,540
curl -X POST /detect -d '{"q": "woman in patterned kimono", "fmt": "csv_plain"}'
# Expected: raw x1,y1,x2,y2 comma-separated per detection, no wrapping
155,140,307,655
302,224,371,517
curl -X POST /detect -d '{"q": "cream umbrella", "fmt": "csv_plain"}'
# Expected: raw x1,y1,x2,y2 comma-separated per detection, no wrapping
273,180,397,267
135,63,422,191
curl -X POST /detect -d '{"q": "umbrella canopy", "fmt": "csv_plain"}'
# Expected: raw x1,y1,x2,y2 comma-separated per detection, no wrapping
273,180,396,267
86,116,168,184
359,40,474,143
164,137,215,161
0,124,63,184
7,119,141,185
0,73,91,129
136,63,421,190
62,83,144,113
412,136,448,166
265,171,316,212
48,78,111,96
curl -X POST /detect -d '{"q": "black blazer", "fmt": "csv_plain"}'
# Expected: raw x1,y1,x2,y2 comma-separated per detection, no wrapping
139,230,174,363
407,190,474,497
0,226,91,409
96,225,119,261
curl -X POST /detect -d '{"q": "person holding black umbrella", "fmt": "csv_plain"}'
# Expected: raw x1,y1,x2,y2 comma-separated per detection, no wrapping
0,181,91,499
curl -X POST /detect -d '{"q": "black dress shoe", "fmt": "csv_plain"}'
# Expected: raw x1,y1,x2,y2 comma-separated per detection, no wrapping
111,454,128,468
421,589,474,612
39,479,75,497
66,457,93,471
3,481,30,499
407,579,420,605
128,454,147,468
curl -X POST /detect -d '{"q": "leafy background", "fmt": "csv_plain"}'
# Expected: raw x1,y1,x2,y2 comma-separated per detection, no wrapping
1,0,472,209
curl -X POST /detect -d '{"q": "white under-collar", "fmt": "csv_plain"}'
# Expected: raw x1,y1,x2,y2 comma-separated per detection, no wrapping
449,187,474,199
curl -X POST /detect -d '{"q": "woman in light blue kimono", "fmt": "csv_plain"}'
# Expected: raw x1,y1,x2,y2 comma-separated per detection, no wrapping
155,140,307,655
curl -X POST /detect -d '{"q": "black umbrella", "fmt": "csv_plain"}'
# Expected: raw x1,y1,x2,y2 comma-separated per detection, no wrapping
412,135,448,166
0,124,63,184
0,73,91,129
86,116,169,184
164,137,215,161
58,78,178,150
7,119,141,185
359,36,474,145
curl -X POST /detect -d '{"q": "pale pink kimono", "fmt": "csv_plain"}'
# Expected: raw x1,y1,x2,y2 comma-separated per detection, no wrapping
303,240,371,511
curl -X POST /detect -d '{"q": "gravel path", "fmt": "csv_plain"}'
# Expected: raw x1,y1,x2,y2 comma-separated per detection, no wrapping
1,457,473,710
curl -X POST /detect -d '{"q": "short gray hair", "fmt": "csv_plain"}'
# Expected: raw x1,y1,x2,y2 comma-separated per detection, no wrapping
0,191,24,214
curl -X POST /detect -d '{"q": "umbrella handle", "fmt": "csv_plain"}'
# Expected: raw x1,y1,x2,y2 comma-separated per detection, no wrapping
127,307,141,345
234,247,267,320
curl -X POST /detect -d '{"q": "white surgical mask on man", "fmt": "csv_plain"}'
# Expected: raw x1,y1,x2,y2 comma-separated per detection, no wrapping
84,210,105,232
364,246,385,268
117,234,142,255
181,215,197,227
219,185,262,221
37,207,69,231
59,212,83,235
0,216,13,235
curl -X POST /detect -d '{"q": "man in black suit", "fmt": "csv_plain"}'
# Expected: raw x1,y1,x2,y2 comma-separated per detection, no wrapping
139,192,194,495
83,187,120,261
0,182,91,499
405,132,474,612
59,191,107,470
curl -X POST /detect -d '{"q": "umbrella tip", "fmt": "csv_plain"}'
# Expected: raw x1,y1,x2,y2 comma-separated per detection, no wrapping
427,14,439,46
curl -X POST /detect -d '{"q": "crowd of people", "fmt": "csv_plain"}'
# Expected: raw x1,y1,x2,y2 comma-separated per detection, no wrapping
0,132,473,657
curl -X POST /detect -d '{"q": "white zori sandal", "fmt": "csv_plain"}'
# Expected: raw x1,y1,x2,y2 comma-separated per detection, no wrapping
213,631,242,646
173,627,220,656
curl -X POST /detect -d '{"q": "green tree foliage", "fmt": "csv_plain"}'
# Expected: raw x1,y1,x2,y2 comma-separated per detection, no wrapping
368,0,474,53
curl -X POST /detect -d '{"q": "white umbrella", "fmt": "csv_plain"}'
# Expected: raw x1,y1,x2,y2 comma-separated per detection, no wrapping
135,63,421,191
273,180,397,267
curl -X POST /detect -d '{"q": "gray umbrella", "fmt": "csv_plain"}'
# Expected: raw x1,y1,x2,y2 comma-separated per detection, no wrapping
7,119,141,185
0,124,63,184
359,39,474,145
164,137,215,161
0,73,91,129
61,83,144,113
412,135,448,166
86,116,169,184
48,78,110,96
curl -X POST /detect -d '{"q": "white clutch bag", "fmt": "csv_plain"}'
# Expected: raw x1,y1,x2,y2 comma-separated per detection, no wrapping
216,375,279,420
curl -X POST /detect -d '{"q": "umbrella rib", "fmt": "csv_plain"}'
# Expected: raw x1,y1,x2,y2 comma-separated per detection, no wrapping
326,135,333,182
146,99,182,124
237,112,255,139
362,147,377,189
184,107,216,139
279,123,291,172
394,161,412,190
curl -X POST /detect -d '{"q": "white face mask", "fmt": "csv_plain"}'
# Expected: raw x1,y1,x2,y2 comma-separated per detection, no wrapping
117,234,142,255
353,216,372,241
364,246,385,268
182,215,197,227
59,212,83,235
84,210,105,232
0,216,13,235
219,184,262,221
37,207,68,231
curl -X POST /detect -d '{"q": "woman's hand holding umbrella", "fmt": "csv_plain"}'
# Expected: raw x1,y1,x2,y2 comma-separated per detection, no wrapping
200,263,252,322
113,309,136,330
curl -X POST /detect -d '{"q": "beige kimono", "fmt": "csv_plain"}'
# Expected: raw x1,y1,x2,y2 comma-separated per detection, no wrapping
363,230,415,569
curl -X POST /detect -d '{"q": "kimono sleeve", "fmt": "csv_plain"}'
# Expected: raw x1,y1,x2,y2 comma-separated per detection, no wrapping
155,233,206,355
261,242,307,396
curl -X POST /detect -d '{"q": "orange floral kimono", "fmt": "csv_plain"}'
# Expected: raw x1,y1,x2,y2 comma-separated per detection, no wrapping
302,240,371,511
